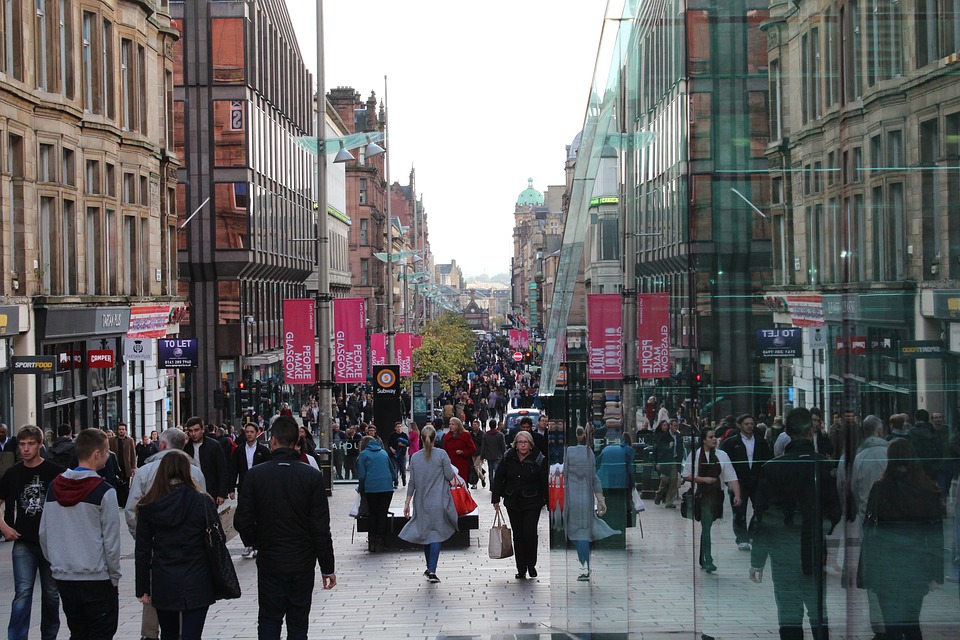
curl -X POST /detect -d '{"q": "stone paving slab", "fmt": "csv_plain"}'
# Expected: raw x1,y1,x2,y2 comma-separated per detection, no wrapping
1,483,956,639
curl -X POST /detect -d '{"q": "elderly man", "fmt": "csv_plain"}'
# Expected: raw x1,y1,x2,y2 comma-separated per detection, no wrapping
125,428,205,640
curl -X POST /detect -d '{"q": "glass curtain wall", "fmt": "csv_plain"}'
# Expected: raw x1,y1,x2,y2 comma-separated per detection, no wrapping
547,0,959,637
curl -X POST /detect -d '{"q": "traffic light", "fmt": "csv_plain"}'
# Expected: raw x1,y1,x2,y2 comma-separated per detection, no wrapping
238,381,251,416
691,371,702,398
524,351,533,364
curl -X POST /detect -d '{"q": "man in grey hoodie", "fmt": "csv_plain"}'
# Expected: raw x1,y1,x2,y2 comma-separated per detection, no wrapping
39,428,121,639
124,427,205,640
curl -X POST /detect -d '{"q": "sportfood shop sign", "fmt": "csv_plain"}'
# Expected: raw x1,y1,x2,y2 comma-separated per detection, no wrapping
11,356,57,374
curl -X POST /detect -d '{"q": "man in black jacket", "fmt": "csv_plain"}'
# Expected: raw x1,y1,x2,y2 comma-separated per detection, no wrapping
234,416,336,639
721,413,773,550
229,423,271,560
182,417,229,505
749,408,841,640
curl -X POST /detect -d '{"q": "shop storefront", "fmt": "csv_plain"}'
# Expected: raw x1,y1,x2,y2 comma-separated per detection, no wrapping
35,307,130,433
0,305,22,428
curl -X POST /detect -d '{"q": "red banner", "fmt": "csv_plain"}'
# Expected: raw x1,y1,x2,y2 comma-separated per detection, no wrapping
411,335,422,350
587,294,623,380
127,304,171,339
283,299,316,384
520,330,529,349
333,298,365,383
370,333,387,367
509,329,521,350
395,332,413,377
638,293,670,379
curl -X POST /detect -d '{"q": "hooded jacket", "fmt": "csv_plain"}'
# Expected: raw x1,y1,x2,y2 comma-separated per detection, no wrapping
39,468,121,585
135,483,216,611
356,441,396,493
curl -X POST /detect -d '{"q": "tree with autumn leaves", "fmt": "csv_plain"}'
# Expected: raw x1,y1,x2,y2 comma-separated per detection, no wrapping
412,313,475,386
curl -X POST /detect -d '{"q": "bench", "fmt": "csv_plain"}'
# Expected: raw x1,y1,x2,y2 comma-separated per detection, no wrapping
355,513,480,550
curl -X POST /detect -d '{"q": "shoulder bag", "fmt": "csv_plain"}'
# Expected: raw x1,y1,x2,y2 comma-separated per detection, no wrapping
450,474,478,516
203,498,241,600
488,509,514,559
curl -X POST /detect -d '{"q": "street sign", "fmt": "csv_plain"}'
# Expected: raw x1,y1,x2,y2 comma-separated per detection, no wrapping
513,351,523,362
809,327,827,350
422,373,442,400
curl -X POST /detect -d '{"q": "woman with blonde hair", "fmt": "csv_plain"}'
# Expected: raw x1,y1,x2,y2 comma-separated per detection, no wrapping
443,417,476,483
492,430,548,580
399,425,458,583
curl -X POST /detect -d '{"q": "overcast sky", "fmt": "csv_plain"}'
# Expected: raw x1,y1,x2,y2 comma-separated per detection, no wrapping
287,0,607,278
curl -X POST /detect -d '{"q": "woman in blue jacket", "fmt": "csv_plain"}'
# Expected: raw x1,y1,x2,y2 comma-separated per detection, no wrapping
357,435,397,552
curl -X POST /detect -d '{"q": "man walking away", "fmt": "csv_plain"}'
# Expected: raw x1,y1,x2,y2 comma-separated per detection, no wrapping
40,428,121,640
48,425,75,469
235,416,336,640
110,423,136,506
480,419,506,485
183,417,229,505
0,425,63,640
125,427,206,640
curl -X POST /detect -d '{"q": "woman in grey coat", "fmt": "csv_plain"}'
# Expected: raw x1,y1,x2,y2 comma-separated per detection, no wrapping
564,427,619,580
400,424,458,583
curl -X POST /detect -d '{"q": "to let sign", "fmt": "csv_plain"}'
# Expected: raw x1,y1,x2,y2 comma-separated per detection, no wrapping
756,328,802,359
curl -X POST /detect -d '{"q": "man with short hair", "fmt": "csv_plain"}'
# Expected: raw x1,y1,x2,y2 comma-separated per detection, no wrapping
722,413,773,550
387,422,409,488
887,413,909,440
40,428,121,639
235,416,336,639
229,423,271,559
654,419,684,509
125,427,205,640
0,425,64,640
480,419,506,486
182,417,229,505
47,424,75,469
110,422,137,505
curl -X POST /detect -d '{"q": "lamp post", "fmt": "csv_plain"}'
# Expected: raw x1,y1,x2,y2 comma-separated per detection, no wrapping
382,75,394,363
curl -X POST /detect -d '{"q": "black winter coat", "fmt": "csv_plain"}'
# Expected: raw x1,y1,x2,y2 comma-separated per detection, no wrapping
234,448,335,576
721,432,773,486
135,484,216,611
491,447,548,512
183,436,229,500
229,442,272,492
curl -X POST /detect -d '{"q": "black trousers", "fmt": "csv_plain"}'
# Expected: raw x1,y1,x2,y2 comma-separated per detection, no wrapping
731,478,759,544
506,506,542,575
57,579,119,640
257,571,315,640
364,491,393,539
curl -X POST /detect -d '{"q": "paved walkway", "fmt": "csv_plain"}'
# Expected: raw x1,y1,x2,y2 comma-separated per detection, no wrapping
1,483,957,639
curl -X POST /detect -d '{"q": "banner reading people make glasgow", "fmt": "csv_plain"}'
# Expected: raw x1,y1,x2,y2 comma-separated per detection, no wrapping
637,293,670,379
283,298,315,384
333,297,366,383
587,294,623,380
395,332,413,377
370,333,387,367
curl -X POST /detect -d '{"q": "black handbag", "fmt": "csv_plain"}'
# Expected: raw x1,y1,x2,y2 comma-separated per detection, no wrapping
681,488,695,520
204,499,241,600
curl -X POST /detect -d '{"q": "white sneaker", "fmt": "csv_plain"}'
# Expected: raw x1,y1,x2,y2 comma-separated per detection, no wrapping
241,547,254,558
738,542,752,551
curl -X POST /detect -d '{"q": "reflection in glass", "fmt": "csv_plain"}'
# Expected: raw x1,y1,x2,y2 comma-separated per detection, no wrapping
214,182,249,249
211,18,244,84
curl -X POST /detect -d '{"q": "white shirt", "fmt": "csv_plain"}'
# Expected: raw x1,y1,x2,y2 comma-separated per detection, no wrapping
190,441,201,464
774,431,791,457
683,448,738,486
245,442,257,470
742,434,756,468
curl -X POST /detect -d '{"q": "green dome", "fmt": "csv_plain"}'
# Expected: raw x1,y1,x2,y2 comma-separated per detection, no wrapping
517,178,544,206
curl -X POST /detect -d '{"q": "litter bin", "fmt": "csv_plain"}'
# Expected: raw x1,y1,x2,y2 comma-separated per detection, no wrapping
315,448,333,496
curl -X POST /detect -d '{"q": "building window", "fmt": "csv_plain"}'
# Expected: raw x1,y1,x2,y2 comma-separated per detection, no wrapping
86,206,98,293
139,175,148,206
122,172,135,203
870,134,882,173
35,0,48,90
61,147,74,186
359,178,367,205
102,19,113,118
843,0,863,102
81,11,93,111
814,161,823,193
360,218,368,246
38,143,54,182
137,44,146,133
825,7,840,107
165,70,174,150
917,0,939,67
920,118,940,279
140,217,149,293
62,198,75,294
38,196,53,293
58,0,72,97
827,151,836,185
120,38,132,130
105,208,116,294
598,218,619,261
769,59,782,141
105,162,114,197
123,215,136,293
3,0,22,80
887,130,902,170
360,258,369,286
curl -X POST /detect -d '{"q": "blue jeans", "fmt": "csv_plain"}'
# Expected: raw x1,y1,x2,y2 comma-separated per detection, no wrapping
422,542,441,573
9,540,60,640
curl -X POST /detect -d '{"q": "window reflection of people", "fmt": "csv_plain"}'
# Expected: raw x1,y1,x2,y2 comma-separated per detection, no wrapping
859,439,943,640
682,427,741,573
563,427,618,581
749,408,841,640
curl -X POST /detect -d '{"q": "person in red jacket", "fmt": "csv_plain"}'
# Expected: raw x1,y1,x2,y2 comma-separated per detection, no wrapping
443,418,476,482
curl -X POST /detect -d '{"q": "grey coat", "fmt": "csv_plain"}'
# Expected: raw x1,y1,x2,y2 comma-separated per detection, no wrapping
563,445,619,542
399,448,458,544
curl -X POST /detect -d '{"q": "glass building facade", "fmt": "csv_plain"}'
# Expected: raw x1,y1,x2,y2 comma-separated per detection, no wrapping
541,0,960,636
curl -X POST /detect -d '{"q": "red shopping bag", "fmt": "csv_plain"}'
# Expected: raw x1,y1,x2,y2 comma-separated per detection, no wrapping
450,477,477,516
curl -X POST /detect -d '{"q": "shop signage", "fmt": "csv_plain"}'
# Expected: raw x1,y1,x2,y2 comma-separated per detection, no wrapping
333,298,366,384
127,305,170,339
57,350,83,369
931,291,960,320
370,333,387,367
0,305,20,337
808,327,828,350
43,306,131,339
787,294,825,327
898,340,945,359
835,336,867,355
157,339,198,368
587,293,623,380
756,328,802,359
123,338,154,362
87,350,115,368
282,299,315,385
96,309,129,333
373,365,400,395
11,355,56,374
638,293,670,378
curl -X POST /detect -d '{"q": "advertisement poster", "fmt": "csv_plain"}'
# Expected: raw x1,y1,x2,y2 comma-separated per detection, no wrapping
333,298,366,384
283,298,315,384
395,332,413,377
637,293,670,379
371,333,387,367
587,294,623,380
